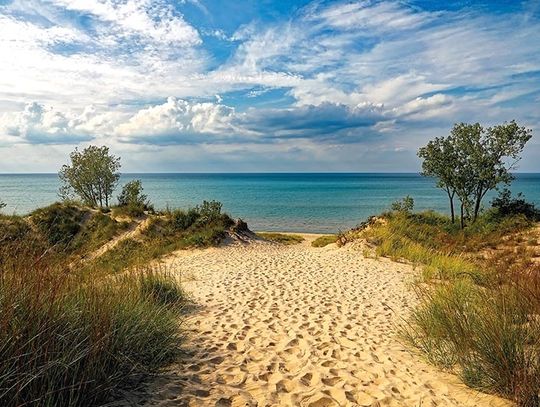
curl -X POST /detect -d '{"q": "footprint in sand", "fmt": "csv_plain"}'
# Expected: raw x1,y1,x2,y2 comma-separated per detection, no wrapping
136,237,511,407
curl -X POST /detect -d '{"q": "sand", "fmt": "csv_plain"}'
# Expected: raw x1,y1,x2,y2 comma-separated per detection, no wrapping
137,235,510,407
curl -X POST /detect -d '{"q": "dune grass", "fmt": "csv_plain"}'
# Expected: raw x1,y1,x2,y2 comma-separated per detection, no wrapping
0,243,186,407
358,209,540,405
257,232,305,245
0,200,235,406
311,235,337,247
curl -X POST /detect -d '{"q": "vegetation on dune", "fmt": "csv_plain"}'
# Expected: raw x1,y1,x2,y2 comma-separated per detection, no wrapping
0,146,243,406
345,120,539,406
257,232,305,245
59,145,121,209
115,179,154,217
355,207,540,405
418,120,532,227
0,198,233,406
84,200,236,275
311,235,337,247
0,230,186,407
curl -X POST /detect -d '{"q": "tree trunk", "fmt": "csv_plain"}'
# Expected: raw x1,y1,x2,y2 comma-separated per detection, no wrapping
473,184,484,222
460,202,465,229
446,189,455,223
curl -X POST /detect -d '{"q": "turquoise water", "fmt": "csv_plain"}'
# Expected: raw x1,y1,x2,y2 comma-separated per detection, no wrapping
1,173,539,233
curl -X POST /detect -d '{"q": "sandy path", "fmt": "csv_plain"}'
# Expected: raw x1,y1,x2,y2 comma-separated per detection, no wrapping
139,236,510,407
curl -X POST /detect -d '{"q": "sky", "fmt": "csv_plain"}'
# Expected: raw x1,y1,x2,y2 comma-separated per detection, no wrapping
0,0,539,173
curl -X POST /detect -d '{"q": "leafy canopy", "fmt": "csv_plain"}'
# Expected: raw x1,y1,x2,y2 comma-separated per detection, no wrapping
59,146,121,208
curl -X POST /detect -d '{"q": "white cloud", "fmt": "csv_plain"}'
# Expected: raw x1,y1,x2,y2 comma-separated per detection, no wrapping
114,97,252,143
47,0,201,46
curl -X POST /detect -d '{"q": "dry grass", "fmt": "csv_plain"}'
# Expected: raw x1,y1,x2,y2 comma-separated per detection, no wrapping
358,210,540,406
0,200,238,406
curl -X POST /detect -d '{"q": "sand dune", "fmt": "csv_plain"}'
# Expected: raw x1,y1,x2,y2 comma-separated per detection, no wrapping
137,235,510,407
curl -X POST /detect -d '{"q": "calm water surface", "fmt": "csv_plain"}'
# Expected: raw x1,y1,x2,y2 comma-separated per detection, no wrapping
1,173,539,233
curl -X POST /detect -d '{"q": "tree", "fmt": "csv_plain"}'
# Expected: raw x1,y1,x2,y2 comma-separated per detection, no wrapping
418,136,458,223
59,146,121,208
418,121,532,228
117,180,151,215
391,195,414,213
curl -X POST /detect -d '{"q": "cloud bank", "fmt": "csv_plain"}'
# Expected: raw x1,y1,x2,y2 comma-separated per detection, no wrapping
0,0,539,171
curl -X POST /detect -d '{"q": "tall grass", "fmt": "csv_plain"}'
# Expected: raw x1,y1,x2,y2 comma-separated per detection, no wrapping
0,243,185,406
359,209,540,405
0,204,191,406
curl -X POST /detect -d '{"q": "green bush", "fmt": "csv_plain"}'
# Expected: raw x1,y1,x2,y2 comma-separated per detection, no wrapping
311,235,337,247
117,180,153,217
196,200,223,223
491,189,540,221
391,195,414,213
172,208,200,230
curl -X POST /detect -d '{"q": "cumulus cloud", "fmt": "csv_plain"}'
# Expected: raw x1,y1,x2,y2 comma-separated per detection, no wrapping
0,0,539,170
115,97,252,144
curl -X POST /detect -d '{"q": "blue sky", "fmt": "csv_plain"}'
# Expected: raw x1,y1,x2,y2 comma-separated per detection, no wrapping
0,0,539,172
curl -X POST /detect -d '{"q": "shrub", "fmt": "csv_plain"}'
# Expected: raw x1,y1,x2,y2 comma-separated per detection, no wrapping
491,189,540,221
172,208,200,230
117,180,153,217
0,199,5,210
196,200,223,223
391,195,414,213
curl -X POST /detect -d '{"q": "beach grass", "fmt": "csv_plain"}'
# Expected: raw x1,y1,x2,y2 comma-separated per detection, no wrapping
0,246,185,406
311,234,337,247
0,200,236,406
356,209,540,405
257,232,305,244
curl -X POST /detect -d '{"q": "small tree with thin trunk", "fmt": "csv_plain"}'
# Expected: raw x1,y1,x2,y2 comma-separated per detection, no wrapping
418,136,458,223
418,121,532,228
59,145,121,208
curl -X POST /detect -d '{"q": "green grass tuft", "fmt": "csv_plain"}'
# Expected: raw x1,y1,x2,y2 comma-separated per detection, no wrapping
311,235,337,247
257,232,304,245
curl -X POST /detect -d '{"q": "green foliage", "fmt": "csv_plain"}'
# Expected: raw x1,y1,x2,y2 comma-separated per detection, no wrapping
88,201,234,275
405,280,540,405
196,200,223,223
391,195,414,213
140,269,187,307
31,202,87,246
59,145,121,208
257,232,304,245
29,203,128,255
117,179,152,217
418,121,532,227
171,208,200,230
361,209,540,405
0,241,184,407
491,188,540,221
0,199,5,210
311,235,337,247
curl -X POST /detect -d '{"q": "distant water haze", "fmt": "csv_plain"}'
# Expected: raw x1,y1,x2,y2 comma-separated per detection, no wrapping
1,173,539,233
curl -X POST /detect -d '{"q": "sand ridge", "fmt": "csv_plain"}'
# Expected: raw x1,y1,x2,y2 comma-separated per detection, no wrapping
139,235,510,407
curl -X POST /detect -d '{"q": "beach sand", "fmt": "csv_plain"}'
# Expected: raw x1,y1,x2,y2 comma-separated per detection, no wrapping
137,234,510,407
